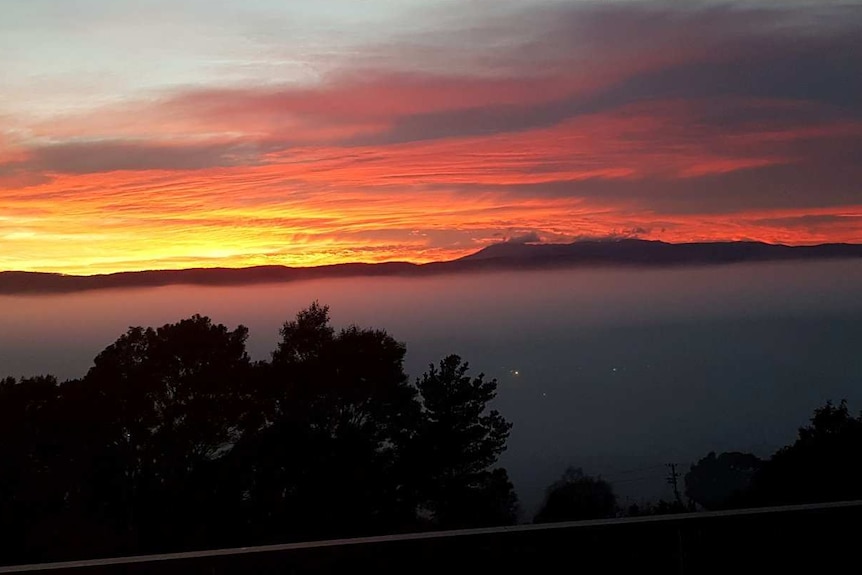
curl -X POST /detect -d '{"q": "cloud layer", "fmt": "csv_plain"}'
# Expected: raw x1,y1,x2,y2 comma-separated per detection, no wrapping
1,1,861,273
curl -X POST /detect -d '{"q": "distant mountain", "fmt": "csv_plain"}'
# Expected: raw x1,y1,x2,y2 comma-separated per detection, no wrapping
457,239,862,266
3,240,862,294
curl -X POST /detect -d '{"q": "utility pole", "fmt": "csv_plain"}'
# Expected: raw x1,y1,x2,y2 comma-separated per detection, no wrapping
667,463,686,575
666,463,683,507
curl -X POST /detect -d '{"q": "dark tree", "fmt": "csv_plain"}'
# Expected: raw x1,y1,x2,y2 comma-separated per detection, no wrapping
272,300,334,366
534,468,616,523
0,376,67,561
751,400,862,506
412,355,517,528
236,302,421,540
685,451,762,510
0,304,518,564
77,315,254,552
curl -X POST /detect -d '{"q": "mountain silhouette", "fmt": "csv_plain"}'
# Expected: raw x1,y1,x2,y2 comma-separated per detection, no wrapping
3,240,862,294
459,239,862,265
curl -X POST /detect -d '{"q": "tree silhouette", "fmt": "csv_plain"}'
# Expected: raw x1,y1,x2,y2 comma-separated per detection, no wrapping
685,401,862,509
76,315,255,551
0,376,67,561
238,302,421,540
751,400,862,506
7,308,862,567
685,451,762,510
534,468,616,523
411,355,518,528
0,304,519,564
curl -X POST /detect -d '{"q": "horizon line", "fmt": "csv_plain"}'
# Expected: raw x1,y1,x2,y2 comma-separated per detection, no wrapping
5,238,862,278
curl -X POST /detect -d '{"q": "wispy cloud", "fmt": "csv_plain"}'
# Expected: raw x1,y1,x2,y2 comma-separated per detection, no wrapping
1,1,861,273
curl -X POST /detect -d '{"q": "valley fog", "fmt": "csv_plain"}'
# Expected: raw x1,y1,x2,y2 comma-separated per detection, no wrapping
3,260,862,512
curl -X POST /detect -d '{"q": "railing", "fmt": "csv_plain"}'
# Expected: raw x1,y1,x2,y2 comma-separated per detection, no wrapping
2,500,860,574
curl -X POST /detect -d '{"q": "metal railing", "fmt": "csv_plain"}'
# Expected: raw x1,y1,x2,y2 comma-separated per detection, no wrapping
2,499,861,574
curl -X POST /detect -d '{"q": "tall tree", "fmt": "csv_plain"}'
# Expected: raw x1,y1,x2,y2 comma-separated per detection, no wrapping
79,315,254,551
238,303,421,540
413,355,517,527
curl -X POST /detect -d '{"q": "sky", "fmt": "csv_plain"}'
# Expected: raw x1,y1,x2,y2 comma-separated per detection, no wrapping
1,0,861,274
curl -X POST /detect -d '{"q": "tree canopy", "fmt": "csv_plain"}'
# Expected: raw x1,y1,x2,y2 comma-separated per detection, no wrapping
534,468,616,523
750,400,862,506
685,400,862,510
413,355,517,527
5,304,861,565
685,451,762,510
0,303,517,565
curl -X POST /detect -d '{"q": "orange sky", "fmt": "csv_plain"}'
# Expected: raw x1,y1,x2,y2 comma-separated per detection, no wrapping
2,2,861,274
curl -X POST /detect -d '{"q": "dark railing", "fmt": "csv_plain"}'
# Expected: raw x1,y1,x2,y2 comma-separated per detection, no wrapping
2,500,860,574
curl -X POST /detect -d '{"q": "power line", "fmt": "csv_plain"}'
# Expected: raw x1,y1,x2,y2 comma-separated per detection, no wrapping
608,475,665,485
666,463,683,506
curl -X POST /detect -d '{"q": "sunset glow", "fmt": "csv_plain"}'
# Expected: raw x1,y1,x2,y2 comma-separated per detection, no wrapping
2,1,861,274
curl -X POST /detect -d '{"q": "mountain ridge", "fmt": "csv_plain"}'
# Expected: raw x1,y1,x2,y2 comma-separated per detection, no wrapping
3,239,862,294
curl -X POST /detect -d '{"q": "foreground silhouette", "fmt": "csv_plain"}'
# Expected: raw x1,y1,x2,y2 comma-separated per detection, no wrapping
3,307,860,566
533,468,616,522
532,401,862,523
0,303,517,565
685,452,763,510
685,400,862,510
